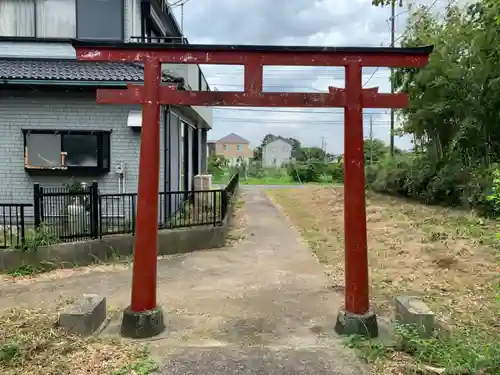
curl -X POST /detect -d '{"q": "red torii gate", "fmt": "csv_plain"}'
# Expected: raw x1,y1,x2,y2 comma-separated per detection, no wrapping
72,40,432,339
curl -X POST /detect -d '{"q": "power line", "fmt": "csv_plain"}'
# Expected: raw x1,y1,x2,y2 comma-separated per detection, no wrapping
211,117,391,125
212,117,390,123
206,70,388,78
394,0,440,44
363,0,440,88
213,107,386,114
169,0,190,8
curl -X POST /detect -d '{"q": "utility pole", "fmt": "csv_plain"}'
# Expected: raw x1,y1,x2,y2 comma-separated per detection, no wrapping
321,136,327,162
390,0,396,156
369,116,374,165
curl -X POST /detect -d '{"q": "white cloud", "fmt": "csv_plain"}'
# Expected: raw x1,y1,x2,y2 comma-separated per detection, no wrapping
172,0,422,153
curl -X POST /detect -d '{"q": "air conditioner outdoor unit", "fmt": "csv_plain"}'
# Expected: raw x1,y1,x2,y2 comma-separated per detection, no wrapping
127,110,142,129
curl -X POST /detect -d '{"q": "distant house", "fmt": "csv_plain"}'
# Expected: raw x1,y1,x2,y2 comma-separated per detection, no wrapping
262,137,293,168
215,133,253,166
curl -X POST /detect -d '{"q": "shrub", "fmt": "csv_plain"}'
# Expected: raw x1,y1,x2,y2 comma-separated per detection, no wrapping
326,162,344,183
365,152,497,216
208,155,226,178
288,162,323,183
248,163,265,178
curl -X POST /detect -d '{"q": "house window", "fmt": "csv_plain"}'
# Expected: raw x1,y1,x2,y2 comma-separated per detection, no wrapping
223,144,227,150
23,129,110,172
236,144,242,151
0,0,76,38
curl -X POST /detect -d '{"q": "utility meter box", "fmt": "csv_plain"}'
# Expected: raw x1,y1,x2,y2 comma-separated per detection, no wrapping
193,174,213,211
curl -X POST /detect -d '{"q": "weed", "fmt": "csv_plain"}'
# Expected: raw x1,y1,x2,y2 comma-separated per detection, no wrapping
395,324,500,373
110,357,157,375
343,335,391,364
22,223,59,252
344,324,500,374
0,342,20,364
7,264,44,277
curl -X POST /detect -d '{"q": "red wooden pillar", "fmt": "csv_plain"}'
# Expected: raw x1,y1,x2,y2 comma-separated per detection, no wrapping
130,57,162,313
343,62,370,315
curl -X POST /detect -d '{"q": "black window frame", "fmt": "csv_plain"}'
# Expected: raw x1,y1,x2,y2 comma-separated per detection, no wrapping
0,0,77,39
0,0,125,41
22,129,111,175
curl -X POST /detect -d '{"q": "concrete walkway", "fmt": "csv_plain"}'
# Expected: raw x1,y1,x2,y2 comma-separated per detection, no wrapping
0,186,367,375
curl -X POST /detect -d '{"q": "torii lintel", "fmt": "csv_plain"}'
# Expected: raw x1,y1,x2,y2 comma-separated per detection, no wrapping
95,84,410,108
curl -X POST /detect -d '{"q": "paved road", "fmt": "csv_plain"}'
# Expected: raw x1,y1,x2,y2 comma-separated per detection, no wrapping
0,186,366,375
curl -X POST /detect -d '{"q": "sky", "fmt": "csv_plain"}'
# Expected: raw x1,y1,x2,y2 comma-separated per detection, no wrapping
170,0,441,153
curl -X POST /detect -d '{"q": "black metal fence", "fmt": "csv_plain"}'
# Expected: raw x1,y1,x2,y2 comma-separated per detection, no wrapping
99,189,225,236
0,174,239,248
0,203,31,249
28,174,239,244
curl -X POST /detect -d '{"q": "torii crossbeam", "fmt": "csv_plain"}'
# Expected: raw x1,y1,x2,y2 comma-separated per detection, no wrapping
72,40,432,339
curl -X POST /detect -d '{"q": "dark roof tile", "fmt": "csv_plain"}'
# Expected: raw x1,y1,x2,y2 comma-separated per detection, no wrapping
0,58,182,83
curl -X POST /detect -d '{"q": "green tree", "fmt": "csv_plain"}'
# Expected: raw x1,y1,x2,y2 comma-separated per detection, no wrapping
261,134,277,147
364,139,389,164
364,0,500,215
296,147,326,162
287,137,301,158
253,146,262,161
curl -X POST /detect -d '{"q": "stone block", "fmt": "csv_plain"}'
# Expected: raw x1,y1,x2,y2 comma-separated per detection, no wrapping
58,294,107,335
395,296,435,338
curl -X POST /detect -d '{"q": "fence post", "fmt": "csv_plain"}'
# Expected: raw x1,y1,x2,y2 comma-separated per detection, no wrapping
221,189,228,222
213,190,218,226
20,205,26,248
33,183,41,229
90,181,99,239
131,196,136,235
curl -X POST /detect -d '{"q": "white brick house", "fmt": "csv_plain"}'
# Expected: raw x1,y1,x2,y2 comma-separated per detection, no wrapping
262,137,293,168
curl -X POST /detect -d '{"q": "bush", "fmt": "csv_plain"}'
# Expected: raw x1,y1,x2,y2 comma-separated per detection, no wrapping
365,153,497,216
248,163,265,178
208,155,226,178
326,162,344,183
369,153,413,196
288,162,323,183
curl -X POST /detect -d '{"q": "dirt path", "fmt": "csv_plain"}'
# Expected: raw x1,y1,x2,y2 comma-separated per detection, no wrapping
0,187,366,375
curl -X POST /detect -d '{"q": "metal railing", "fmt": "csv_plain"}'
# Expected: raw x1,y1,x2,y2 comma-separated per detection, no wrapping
99,189,224,236
130,36,188,44
31,180,236,243
0,203,31,249
0,175,239,248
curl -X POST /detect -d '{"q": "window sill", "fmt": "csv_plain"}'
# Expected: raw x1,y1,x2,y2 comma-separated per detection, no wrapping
0,36,75,44
25,166,110,176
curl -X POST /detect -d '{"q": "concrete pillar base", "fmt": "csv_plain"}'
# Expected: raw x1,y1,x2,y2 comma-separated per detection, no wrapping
120,306,165,339
335,309,378,338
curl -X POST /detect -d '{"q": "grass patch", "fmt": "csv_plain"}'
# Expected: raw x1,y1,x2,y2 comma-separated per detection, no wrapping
267,186,499,374
242,176,296,185
347,324,500,374
212,167,336,186
0,307,156,375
